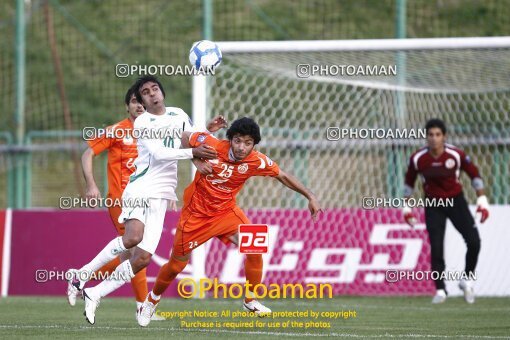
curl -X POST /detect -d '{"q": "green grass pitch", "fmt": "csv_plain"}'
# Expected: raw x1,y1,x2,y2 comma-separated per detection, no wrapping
0,296,509,339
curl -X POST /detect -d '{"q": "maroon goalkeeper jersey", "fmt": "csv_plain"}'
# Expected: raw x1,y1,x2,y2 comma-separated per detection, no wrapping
404,144,482,199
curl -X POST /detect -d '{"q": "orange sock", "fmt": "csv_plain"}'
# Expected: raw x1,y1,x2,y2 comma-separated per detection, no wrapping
131,267,148,303
244,254,263,303
152,257,189,296
94,257,121,279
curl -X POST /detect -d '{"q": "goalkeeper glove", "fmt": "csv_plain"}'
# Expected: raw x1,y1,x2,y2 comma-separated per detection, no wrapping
476,195,490,224
403,206,417,227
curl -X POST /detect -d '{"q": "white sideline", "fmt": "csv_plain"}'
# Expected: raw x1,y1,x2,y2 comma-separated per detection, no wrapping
0,325,508,338
218,37,510,53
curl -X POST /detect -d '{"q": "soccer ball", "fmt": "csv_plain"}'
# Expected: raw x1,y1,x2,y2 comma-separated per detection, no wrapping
189,40,222,72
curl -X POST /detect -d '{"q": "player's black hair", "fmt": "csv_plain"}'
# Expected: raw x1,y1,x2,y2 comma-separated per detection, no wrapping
133,75,166,104
425,118,447,135
226,117,262,144
124,86,137,106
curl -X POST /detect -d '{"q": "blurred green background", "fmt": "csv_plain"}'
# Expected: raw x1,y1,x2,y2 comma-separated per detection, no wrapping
1,0,509,208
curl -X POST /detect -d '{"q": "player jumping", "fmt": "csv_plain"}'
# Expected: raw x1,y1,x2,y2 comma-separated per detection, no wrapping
67,86,161,319
137,117,322,327
67,76,227,324
403,118,489,304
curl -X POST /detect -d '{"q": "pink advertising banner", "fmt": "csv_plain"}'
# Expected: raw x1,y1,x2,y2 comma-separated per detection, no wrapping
4,208,434,297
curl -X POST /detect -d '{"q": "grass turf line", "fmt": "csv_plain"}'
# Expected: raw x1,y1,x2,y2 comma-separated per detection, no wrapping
0,296,509,339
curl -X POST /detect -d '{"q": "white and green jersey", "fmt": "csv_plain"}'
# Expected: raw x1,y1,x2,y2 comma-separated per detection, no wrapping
123,107,198,200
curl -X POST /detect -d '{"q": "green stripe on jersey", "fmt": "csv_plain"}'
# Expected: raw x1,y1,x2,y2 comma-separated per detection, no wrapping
129,165,149,183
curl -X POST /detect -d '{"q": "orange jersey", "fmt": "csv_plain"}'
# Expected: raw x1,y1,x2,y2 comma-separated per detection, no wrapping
87,118,137,199
183,132,280,217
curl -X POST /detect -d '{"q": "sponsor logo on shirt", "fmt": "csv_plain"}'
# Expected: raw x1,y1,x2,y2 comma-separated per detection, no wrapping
445,158,456,169
197,134,207,143
238,163,248,174
207,176,229,185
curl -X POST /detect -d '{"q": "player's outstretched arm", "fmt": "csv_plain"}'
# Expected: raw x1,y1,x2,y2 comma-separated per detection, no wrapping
139,129,216,162
81,147,101,200
275,170,322,222
181,131,215,174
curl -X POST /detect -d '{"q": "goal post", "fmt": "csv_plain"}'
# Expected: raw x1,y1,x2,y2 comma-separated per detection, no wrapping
190,36,510,296
217,36,510,52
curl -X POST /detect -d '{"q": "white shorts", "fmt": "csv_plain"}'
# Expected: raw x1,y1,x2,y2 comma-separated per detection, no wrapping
118,197,169,254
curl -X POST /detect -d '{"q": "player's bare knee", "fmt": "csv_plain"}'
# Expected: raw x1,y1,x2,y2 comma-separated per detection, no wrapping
132,253,152,272
122,233,143,248
122,219,144,248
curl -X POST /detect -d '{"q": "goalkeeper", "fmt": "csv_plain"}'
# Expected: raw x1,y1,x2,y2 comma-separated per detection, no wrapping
402,119,489,304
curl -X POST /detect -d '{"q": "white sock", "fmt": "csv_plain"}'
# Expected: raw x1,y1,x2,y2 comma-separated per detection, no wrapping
78,237,127,285
150,291,161,301
136,301,143,310
90,260,135,299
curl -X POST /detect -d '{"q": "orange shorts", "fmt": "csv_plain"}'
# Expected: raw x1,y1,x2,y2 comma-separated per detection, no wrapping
108,205,125,235
172,206,250,257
